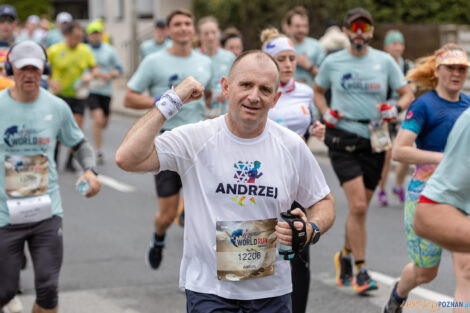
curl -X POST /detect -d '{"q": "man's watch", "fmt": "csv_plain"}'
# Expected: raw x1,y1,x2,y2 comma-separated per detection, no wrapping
309,221,321,245
85,167,99,176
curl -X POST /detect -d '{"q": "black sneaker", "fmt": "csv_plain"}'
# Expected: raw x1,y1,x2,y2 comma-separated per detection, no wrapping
384,282,406,313
354,268,378,295
334,251,353,286
146,233,165,270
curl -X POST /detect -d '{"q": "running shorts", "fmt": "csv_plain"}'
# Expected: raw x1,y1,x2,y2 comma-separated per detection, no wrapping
87,93,111,116
61,97,86,115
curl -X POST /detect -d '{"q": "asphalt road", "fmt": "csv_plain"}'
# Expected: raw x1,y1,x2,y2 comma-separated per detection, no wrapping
14,114,457,313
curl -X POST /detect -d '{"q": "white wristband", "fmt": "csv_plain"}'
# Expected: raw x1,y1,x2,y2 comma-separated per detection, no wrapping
155,89,183,120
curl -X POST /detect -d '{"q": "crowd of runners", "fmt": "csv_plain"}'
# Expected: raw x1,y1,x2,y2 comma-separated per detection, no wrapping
1,3,470,313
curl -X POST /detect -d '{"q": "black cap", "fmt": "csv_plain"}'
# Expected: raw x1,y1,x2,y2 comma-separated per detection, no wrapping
344,8,373,26
0,4,17,19
155,19,166,28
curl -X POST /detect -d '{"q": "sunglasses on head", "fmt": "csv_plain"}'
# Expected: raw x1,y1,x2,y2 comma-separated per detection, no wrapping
0,15,15,23
349,22,371,33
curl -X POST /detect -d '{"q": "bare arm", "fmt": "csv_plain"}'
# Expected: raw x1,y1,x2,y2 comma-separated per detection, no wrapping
392,128,443,164
115,77,205,173
415,202,470,252
395,84,415,111
313,83,329,115
123,88,154,110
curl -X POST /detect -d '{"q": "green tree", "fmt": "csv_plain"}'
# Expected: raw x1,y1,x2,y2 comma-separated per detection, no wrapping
0,0,51,22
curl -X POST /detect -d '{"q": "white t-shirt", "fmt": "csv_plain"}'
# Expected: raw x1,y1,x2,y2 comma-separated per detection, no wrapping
154,116,330,300
268,80,315,137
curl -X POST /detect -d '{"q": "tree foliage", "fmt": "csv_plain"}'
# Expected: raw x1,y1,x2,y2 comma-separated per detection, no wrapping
192,0,470,49
0,0,51,22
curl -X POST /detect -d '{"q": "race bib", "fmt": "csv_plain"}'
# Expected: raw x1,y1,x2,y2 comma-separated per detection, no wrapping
7,194,52,224
5,155,49,197
216,218,277,281
369,120,392,153
89,78,106,90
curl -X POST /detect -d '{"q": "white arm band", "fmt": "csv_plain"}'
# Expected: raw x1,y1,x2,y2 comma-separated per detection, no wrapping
154,89,184,120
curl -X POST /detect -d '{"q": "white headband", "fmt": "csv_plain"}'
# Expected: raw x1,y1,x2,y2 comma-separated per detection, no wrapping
263,37,295,57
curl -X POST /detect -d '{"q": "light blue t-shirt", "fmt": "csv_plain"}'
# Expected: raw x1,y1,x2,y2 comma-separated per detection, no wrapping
127,49,212,130
139,38,172,59
0,88,84,227
422,108,470,215
88,42,123,97
315,47,406,138
45,28,64,48
294,37,325,87
200,48,235,113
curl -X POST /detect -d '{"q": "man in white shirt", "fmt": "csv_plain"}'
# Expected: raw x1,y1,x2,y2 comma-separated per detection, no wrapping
116,51,335,312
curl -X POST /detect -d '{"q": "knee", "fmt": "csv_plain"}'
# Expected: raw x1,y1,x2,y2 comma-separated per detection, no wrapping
350,201,368,217
156,209,177,226
0,288,17,307
415,266,438,284
36,280,59,309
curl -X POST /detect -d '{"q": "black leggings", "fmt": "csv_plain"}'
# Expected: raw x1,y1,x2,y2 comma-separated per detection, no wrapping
289,201,310,313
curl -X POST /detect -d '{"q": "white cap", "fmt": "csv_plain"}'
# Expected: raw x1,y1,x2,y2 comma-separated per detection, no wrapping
27,15,40,25
56,12,72,24
9,41,46,70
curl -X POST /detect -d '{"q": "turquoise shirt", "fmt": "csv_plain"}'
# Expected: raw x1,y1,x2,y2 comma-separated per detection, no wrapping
0,88,84,227
45,28,64,48
127,49,212,130
422,108,470,215
294,37,325,87
88,42,123,97
140,38,172,59
198,48,235,113
315,47,406,138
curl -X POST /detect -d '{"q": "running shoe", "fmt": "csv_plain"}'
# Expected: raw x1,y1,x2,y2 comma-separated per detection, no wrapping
334,251,353,286
146,233,165,270
353,268,378,295
384,282,405,313
392,186,405,203
377,190,388,206
5,295,23,313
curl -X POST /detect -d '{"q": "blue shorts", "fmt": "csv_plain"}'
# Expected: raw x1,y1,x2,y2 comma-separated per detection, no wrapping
185,289,292,313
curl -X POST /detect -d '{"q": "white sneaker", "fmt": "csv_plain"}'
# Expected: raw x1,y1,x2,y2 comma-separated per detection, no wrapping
5,295,23,313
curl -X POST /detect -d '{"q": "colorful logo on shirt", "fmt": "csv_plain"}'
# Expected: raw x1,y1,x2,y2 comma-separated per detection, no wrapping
215,160,279,206
406,110,413,120
3,125,50,148
228,228,268,248
340,72,381,91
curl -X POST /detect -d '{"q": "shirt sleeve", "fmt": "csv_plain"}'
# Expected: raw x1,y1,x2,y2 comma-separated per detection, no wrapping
294,142,330,208
57,100,85,147
111,47,123,72
314,59,331,90
86,47,97,68
313,43,326,66
127,57,153,93
387,56,406,91
401,98,427,135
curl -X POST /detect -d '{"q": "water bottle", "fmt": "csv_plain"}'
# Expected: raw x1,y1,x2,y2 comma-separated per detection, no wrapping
76,180,90,196
279,211,295,260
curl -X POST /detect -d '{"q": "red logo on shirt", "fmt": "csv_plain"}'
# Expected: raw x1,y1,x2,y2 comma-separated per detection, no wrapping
406,111,413,120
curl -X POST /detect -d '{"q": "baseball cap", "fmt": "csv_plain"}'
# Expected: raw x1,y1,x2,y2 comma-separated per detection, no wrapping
9,41,46,70
0,4,18,19
56,12,72,24
344,8,373,26
27,15,40,25
155,19,166,28
86,21,103,34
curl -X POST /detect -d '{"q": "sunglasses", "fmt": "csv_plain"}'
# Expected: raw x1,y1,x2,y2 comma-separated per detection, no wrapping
349,22,371,33
0,15,15,23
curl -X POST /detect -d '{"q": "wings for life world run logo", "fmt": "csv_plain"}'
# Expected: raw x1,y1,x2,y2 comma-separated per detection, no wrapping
3,125,50,148
227,228,268,248
215,160,279,206
340,72,381,91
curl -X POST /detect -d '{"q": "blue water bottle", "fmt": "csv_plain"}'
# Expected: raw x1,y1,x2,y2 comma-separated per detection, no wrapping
279,211,295,260
76,180,90,196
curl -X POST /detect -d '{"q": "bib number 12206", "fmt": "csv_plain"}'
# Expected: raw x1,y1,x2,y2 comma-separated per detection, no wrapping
238,251,261,261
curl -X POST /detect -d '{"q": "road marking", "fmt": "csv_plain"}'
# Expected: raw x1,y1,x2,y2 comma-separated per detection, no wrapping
370,270,454,302
99,174,136,193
